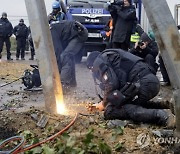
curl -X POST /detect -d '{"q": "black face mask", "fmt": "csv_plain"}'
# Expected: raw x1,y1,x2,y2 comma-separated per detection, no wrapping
2,16,7,19
19,22,24,25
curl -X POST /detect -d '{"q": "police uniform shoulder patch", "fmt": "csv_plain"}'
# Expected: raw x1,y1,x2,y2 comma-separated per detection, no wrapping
103,72,108,81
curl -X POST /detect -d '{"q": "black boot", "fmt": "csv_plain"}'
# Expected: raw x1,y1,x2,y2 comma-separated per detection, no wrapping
69,80,77,87
29,55,34,60
7,57,13,61
156,109,175,128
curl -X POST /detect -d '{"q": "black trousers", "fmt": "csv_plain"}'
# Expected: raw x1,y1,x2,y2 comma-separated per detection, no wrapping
51,30,83,86
0,37,11,59
144,54,158,73
112,42,129,51
29,39,35,57
60,38,83,86
159,55,170,83
132,73,160,106
104,104,167,125
104,70,162,125
128,62,160,106
16,37,26,58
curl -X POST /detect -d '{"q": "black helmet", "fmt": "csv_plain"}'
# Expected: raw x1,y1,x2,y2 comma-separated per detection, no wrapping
19,19,24,22
2,12,7,18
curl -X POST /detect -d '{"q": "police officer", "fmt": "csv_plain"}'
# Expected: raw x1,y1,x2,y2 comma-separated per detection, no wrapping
48,0,66,24
129,32,159,73
28,27,35,60
13,19,28,60
87,49,175,128
50,20,88,90
0,12,13,60
107,0,137,50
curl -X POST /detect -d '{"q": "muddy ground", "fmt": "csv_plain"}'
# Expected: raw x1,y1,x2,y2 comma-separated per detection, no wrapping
0,52,178,153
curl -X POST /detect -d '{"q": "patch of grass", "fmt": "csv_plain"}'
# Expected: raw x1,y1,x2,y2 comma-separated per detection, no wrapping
10,37,17,51
21,128,113,154
2,37,16,53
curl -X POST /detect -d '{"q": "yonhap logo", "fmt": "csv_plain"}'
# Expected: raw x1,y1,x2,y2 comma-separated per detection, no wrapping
136,133,150,148
154,137,180,144
137,133,180,148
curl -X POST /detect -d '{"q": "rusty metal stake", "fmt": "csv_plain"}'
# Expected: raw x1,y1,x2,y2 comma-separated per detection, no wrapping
142,0,180,136
24,0,64,114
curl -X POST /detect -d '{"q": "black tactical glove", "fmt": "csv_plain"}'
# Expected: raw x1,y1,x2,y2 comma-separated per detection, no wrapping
120,82,139,100
104,83,139,107
106,90,126,107
74,21,84,32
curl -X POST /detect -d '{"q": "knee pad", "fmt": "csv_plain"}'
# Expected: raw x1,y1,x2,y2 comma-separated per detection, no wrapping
104,104,127,120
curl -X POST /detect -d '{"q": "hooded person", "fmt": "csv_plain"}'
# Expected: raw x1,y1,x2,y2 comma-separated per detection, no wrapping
87,49,175,128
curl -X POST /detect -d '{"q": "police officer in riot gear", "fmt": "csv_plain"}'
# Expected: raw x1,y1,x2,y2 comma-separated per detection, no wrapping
13,19,28,60
48,0,66,24
0,12,13,60
50,20,88,91
87,49,175,128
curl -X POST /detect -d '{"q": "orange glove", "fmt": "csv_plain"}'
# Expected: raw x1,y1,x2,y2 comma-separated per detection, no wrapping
87,101,105,112
95,101,105,111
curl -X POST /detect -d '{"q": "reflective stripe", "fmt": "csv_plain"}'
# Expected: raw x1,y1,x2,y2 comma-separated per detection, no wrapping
130,33,140,42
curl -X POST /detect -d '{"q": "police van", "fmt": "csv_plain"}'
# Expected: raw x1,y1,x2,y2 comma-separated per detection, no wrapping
64,0,111,62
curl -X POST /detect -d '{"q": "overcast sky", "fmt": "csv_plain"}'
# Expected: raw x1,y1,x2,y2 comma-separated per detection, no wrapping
0,0,52,26
0,0,179,27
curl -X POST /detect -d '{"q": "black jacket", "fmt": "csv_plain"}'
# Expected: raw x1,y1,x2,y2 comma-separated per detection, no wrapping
0,18,13,37
129,41,159,59
110,5,137,44
50,20,88,50
13,23,28,39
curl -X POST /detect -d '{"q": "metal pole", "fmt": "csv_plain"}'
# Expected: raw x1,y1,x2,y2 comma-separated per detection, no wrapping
142,0,180,135
24,0,63,114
